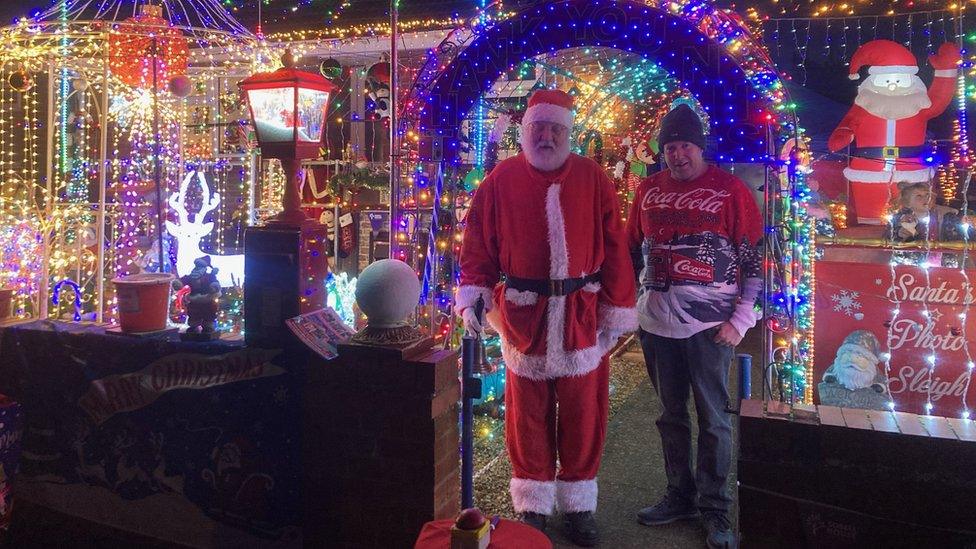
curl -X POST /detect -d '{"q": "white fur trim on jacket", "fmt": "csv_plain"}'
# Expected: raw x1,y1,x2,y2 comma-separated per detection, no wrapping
844,166,932,183
505,288,539,306
510,478,556,514
556,479,599,513
501,304,609,381
933,69,958,78
456,284,494,311
867,65,918,76
522,103,574,131
598,303,639,337
545,184,569,279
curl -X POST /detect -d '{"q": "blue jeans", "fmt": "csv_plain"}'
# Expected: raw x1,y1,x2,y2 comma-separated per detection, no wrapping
639,327,734,514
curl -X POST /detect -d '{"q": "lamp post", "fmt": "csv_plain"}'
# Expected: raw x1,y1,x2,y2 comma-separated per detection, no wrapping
239,51,336,226
240,51,335,348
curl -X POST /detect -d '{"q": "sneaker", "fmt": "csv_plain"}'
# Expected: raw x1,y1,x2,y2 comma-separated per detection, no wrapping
703,511,737,549
563,511,599,547
519,511,547,532
636,494,699,526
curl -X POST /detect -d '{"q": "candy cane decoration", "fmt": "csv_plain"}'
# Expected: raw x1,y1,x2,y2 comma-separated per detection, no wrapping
52,279,83,321
174,285,191,311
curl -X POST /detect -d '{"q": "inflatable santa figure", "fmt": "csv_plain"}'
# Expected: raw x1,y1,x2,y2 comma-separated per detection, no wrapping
828,40,960,224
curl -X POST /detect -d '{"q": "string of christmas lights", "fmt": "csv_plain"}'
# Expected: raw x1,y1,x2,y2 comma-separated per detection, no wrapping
0,2,261,323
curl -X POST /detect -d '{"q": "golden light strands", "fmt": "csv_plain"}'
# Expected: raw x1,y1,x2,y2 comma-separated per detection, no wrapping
0,7,261,321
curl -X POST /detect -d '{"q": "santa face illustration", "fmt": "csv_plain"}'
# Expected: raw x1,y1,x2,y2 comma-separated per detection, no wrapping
829,344,879,390
823,330,884,391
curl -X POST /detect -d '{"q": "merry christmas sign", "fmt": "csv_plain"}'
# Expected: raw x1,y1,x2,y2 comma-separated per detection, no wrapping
815,261,976,419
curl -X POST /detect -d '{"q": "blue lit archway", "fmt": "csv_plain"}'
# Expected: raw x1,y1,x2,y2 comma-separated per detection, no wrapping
409,0,794,163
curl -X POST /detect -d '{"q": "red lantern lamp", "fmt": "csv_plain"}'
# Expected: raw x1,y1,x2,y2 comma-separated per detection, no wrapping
239,51,336,226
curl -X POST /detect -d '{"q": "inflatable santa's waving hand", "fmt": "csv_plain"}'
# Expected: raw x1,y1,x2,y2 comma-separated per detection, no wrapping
828,40,960,225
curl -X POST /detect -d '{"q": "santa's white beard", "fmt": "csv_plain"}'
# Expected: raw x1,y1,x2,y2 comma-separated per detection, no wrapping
829,348,879,390
521,130,571,172
854,77,931,120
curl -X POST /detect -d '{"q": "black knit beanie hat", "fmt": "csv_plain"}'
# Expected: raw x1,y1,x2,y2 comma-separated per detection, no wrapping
658,104,706,151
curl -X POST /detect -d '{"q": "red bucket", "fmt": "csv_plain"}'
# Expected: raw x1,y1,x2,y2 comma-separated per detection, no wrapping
112,273,174,332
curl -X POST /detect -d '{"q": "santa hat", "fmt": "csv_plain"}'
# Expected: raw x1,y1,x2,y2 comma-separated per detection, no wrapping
522,89,575,129
840,329,881,356
848,39,918,80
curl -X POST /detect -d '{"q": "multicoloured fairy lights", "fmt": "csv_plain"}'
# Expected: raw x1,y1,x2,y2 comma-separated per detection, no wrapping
0,0,965,418
394,0,815,402
0,1,262,322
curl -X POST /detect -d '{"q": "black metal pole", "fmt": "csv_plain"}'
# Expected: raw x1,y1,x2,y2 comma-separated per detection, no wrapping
459,296,484,509
389,0,399,258
460,334,476,509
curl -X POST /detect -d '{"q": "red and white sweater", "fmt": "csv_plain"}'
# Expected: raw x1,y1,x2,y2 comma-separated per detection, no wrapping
626,165,763,339
457,153,638,380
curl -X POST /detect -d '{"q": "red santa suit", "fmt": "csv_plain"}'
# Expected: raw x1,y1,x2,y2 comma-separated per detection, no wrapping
828,40,960,224
457,92,637,516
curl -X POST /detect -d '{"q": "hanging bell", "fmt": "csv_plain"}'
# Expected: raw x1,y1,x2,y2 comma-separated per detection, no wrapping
473,334,493,375
471,296,493,375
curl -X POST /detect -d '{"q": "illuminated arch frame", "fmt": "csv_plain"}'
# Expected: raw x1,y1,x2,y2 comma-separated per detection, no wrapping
408,0,793,162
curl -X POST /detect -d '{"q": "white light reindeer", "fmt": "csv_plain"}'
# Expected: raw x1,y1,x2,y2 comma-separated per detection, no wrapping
166,171,245,287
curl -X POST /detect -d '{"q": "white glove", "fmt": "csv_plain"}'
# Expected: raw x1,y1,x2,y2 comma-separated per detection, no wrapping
598,330,617,352
461,307,483,336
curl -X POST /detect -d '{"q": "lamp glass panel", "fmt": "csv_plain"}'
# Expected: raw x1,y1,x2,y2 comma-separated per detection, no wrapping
297,88,330,143
247,86,296,143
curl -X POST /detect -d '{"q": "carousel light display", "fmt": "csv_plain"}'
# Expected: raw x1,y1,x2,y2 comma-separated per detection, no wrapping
0,0,263,323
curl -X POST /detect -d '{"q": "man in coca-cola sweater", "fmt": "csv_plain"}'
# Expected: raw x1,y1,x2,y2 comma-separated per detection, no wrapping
626,104,762,549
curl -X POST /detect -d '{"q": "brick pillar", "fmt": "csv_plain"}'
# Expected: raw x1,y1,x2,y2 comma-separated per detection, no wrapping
304,341,460,548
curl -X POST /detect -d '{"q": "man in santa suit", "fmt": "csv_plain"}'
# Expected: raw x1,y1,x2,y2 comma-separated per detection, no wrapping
828,40,960,224
456,89,637,546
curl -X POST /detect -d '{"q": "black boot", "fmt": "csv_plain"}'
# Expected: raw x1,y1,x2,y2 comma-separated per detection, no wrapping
564,511,599,547
519,511,548,532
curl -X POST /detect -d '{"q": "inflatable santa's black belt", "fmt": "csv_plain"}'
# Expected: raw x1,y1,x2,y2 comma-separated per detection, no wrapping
505,272,601,296
852,145,926,160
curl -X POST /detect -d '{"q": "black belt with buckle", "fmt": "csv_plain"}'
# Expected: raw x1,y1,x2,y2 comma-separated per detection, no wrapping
852,145,925,160
505,273,601,297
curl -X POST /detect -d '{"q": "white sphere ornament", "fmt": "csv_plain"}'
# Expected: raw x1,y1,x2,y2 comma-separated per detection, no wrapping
354,259,420,328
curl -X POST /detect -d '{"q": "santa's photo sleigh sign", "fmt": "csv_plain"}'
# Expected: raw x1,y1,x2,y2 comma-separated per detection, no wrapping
815,261,975,418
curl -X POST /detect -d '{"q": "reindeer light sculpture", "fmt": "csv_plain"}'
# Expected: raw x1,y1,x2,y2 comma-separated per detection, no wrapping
165,171,244,287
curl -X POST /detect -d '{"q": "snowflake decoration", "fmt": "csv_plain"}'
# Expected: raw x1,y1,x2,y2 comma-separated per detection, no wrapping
831,290,862,316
